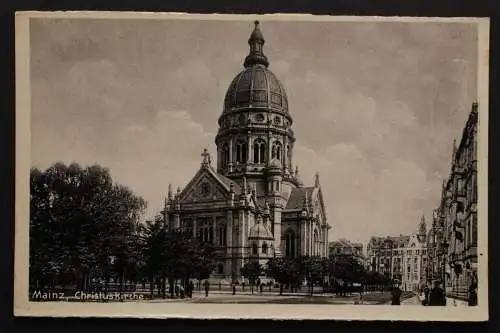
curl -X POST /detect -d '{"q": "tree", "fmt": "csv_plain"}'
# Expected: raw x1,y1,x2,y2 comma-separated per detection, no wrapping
265,257,304,294
29,163,146,294
241,261,263,293
302,256,328,295
140,225,220,299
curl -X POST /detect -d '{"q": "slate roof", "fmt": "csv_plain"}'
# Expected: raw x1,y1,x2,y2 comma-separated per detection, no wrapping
208,166,242,194
284,187,315,210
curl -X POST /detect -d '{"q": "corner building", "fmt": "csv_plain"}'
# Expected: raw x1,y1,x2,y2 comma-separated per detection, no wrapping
165,22,331,283
366,217,428,292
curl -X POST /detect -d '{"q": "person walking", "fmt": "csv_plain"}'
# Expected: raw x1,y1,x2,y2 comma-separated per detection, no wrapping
204,280,210,297
429,281,446,306
188,280,194,298
468,282,478,306
391,281,402,305
422,285,430,305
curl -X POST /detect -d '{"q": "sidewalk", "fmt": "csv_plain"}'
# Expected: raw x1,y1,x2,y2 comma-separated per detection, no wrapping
401,295,422,305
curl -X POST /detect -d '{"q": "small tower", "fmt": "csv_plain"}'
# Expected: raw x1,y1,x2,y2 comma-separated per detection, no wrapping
418,215,427,236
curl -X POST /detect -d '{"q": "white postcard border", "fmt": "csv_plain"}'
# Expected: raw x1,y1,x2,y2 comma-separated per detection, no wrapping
14,11,490,321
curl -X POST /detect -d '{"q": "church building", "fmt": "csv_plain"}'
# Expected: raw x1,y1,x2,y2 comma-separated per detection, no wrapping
164,21,331,282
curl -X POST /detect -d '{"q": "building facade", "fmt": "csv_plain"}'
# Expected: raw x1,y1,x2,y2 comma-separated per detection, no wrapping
426,101,478,301
328,239,365,266
366,218,428,291
164,21,331,282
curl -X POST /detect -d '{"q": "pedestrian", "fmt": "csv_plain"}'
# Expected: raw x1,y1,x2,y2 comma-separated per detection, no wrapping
422,285,429,305
260,283,263,294
429,281,446,306
204,280,210,297
232,283,236,295
189,280,194,298
468,282,478,306
391,281,402,305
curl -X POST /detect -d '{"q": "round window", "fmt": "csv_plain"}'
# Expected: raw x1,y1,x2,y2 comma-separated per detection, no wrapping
273,116,281,125
199,182,211,197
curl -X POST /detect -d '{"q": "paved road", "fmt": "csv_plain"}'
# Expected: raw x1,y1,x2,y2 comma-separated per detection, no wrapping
148,291,394,305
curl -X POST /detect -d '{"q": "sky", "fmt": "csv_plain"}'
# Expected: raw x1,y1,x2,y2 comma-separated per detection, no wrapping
30,17,478,245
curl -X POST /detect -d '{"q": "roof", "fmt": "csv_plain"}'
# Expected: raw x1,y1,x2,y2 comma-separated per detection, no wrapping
248,222,274,240
368,235,410,248
285,187,314,210
212,170,242,194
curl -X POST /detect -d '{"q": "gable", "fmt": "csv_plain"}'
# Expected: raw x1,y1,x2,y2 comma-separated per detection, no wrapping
312,187,328,224
178,167,232,204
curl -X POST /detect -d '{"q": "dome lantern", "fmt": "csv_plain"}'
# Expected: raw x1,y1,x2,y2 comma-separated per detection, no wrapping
244,21,269,68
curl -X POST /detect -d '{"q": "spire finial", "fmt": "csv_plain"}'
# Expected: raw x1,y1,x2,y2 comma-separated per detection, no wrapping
168,184,173,201
314,172,320,187
244,20,269,68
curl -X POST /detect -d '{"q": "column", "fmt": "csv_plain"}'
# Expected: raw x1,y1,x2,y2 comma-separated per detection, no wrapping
228,139,234,172
283,136,288,170
309,220,313,255
193,218,197,238
213,216,217,245
225,210,235,283
248,136,254,163
300,221,306,256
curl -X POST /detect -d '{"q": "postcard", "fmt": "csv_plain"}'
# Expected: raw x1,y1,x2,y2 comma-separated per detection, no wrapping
14,11,489,321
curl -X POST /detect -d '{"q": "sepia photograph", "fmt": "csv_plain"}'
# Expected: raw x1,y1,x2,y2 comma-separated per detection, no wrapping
14,12,489,320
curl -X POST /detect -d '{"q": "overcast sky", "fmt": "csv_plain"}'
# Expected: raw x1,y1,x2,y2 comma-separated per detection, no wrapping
30,17,478,244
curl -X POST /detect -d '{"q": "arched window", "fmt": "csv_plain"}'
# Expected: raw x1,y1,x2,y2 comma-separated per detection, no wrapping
262,243,268,254
235,140,247,163
252,242,258,255
218,225,226,246
285,229,296,258
199,220,213,244
272,141,282,160
221,143,229,168
253,139,266,164
313,230,319,256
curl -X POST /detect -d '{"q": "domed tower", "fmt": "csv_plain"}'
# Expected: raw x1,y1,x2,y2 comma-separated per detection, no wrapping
215,21,299,199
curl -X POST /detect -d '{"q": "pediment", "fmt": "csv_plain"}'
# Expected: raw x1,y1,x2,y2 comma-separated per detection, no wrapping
178,167,231,204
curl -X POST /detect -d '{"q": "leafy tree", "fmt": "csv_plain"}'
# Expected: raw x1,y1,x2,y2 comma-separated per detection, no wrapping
265,257,304,294
140,225,220,299
29,163,146,294
302,256,328,295
241,261,263,293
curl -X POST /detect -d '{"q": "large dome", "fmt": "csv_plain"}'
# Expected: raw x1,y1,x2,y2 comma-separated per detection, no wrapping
223,66,288,113
222,21,288,115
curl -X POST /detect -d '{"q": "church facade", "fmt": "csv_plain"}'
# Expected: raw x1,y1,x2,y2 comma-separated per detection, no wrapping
164,21,331,282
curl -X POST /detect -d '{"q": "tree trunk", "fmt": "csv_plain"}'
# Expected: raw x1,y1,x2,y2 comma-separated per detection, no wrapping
119,271,124,298
169,277,174,298
161,275,166,299
149,275,154,299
